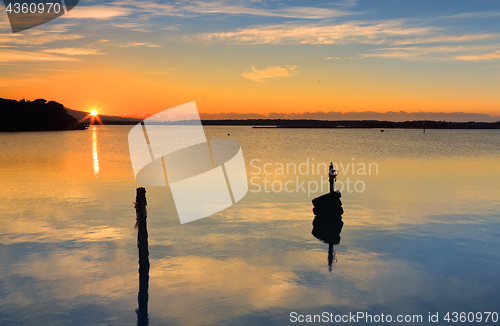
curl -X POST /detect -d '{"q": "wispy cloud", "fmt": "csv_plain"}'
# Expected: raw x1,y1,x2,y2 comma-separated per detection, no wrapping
199,21,435,45
196,18,500,62
0,76,45,87
196,16,500,57
42,48,105,56
183,1,352,18
0,33,83,46
64,5,132,19
0,49,80,62
362,45,500,61
391,34,500,45
0,23,83,46
110,0,355,19
0,21,12,30
116,42,161,47
443,11,500,19
456,51,500,61
241,65,297,83
113,22,150,32
109,0,189,18
163,25,181,31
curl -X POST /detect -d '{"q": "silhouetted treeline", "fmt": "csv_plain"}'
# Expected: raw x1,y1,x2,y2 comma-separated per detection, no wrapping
91,119,500,128
0,98,85,131
203,119,500,129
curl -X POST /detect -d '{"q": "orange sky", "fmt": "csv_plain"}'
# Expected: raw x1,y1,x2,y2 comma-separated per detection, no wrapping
1,1,499,120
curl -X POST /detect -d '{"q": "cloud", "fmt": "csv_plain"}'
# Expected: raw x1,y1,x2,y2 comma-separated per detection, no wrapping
0,49,80,62
0,23,83,47
110,0,355,19
116,42,161,47
41,48,105,56
196,18,500,64
362,45,500,61
63,5,132,19
455,51,500,61
0,77,44,87
182,1,352,19
241,65,297,83
443,11,500,19
109,0,190,17
199,21,435,45
163,25,181,31
391,34,500,45
113,22,150,32
0,33,83,46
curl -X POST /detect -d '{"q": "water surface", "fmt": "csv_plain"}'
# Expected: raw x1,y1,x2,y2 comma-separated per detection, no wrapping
0,126,499,325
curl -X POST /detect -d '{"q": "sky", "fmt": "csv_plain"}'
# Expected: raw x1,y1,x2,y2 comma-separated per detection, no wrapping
0,0,499,121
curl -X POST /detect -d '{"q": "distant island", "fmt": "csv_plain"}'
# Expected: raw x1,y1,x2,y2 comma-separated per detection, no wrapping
0,98,86,132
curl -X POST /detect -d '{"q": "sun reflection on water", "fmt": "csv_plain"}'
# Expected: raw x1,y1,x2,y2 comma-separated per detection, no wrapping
92,126,99,176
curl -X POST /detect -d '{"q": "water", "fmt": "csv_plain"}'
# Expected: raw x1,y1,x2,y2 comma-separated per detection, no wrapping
0,126,499,325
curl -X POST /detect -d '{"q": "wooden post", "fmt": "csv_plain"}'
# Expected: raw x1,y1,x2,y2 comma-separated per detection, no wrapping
135,187,149,326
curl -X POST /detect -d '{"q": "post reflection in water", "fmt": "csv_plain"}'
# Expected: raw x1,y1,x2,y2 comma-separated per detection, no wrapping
92,126,99,176
312,212,344,271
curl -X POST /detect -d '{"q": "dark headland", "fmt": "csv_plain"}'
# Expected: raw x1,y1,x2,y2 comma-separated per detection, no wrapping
0,98,86,132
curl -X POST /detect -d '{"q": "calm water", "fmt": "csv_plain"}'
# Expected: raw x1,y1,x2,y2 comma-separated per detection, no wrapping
0,126,499,325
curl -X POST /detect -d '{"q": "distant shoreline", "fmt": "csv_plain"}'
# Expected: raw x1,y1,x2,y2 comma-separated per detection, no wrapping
2,97,498,131
99,119,500,129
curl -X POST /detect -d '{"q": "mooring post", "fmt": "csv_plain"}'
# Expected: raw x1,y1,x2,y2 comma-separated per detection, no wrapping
135,187,149,256
135,187,149,326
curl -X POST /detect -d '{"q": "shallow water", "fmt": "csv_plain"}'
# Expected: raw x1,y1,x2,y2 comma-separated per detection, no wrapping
0,126,499,325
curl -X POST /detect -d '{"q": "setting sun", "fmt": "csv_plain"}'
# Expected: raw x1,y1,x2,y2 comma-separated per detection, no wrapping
90,110,98,116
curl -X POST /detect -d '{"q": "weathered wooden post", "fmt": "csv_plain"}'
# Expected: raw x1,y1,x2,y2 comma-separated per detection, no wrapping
135,187,149,326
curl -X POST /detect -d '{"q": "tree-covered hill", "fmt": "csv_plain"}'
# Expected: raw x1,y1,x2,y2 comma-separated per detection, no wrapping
0,98,85,131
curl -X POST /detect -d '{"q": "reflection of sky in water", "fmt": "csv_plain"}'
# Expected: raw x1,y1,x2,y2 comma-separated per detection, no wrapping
0,126,499,325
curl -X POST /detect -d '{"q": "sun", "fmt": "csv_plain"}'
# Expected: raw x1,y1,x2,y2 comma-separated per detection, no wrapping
80,108,103,125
